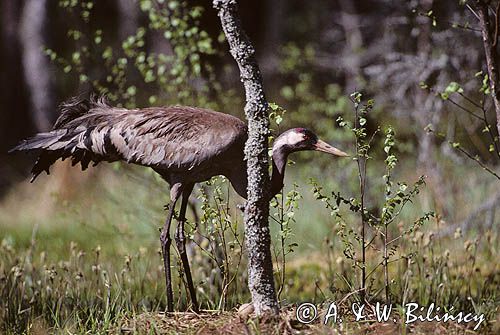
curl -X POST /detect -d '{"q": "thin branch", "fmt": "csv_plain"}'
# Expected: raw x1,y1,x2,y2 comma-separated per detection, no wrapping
467,4,481,20
480,103,500,157
428,127,500,179
437,191,500,237
455,144,500,179
447,96,485,121
493,1,500,47
458,92,486,110
476,1,500,140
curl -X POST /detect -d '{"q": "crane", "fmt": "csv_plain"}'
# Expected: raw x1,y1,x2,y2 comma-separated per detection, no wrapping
10,96,348,312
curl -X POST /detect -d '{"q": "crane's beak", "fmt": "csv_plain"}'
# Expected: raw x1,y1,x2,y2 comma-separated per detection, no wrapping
314,139,349,157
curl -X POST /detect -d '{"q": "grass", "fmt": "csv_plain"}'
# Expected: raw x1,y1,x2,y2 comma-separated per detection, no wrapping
0,160,499,334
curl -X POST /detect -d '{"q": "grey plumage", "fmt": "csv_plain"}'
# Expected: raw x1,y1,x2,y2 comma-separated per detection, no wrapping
10,96,248,187
10,95,348,312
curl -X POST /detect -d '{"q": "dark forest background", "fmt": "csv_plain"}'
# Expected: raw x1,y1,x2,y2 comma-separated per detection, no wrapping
1,0,494,196
0,1,499,333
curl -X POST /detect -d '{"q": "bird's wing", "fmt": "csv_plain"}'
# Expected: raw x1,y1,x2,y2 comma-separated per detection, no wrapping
18,105,247,175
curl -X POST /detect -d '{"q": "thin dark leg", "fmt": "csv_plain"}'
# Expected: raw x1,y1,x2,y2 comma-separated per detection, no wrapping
175,183,199,312
160,183,182,312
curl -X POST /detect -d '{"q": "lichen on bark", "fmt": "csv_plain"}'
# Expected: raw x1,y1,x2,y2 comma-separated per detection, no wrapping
213,0,279,315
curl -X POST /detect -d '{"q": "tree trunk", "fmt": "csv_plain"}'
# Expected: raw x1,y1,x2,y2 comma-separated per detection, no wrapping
413,0,449,217
20,0,55,132
213,0,279,316
476,1,500,138
260,0,285,74
0,0,31,195
338,0,363,93
116,0,140,42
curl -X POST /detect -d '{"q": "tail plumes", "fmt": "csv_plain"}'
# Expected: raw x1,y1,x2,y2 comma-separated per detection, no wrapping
8,131,65,153
9,95,110,182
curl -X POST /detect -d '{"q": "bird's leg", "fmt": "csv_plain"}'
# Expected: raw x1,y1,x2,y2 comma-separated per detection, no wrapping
160,183,182,312
174,183,199,312
188,199,199,228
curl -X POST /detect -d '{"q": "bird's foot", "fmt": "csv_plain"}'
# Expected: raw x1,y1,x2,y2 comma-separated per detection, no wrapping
237,303,255,320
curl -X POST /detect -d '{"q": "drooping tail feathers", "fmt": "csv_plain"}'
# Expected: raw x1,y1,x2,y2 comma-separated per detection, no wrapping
9,94,111,182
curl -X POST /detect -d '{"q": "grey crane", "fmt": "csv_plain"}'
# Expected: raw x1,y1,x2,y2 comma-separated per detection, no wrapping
10,96,348,312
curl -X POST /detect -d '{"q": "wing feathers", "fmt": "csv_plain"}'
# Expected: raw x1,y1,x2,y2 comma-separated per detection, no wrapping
11,103,246,181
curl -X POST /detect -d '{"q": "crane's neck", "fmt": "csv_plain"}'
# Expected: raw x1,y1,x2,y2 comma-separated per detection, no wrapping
228,145,290,201
269,146,289,199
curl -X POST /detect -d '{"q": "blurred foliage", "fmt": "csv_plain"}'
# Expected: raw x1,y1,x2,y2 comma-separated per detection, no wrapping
1,169,498,332
1,0,500,333
45,0,240,111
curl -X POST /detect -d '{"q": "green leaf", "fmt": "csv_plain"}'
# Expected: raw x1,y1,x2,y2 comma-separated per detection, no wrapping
280,86,294,99
140,0,152,12
481,74,491,94
102,47,112,60
444,81,463,94
269,102,279,111
168,1,179,10
126,86,137,96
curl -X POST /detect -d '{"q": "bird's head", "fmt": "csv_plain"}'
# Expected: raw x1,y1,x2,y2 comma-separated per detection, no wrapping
272,128,349,157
